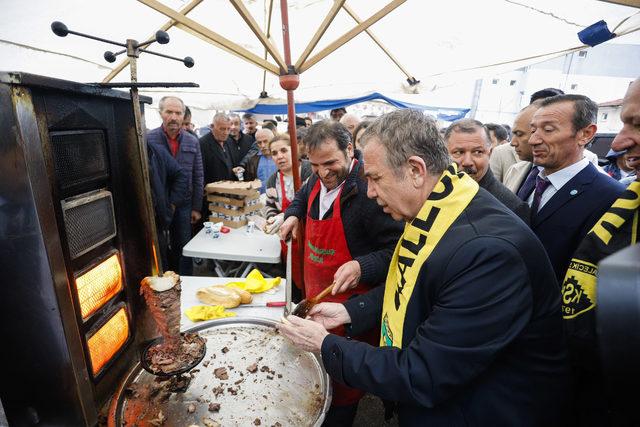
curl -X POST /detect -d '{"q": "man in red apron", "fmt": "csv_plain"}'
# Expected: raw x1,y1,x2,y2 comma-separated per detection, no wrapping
280,120,403,426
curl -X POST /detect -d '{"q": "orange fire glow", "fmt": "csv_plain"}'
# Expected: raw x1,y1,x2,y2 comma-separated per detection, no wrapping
75,253,123,319
87,307,129,376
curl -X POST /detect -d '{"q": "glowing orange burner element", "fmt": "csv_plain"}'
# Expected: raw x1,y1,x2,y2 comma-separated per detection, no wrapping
75,253,123,319
87,307,129,376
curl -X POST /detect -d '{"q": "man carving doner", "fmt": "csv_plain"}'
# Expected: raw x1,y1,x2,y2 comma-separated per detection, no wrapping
278,109,569,426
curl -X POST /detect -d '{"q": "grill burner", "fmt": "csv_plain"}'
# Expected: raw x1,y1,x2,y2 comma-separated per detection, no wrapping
62,190,116,259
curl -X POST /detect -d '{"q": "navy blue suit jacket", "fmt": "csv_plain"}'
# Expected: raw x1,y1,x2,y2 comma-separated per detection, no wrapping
322,188,569,426
531,163,625,282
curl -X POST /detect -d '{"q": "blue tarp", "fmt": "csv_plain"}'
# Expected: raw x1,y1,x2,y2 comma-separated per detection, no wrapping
237,92,470,121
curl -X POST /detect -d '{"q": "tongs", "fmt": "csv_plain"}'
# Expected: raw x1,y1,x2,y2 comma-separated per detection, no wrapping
291,282,334,318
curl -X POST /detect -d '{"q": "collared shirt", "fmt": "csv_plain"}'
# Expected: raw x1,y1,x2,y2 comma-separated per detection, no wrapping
319,160,355,219
527,158,589,210
257,154,277,193
163,126,180,157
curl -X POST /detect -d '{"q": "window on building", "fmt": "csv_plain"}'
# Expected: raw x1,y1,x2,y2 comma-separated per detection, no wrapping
492,79,499,84
571,84,578,90
578,51,587,58
602,113,608,120
510,80,517,86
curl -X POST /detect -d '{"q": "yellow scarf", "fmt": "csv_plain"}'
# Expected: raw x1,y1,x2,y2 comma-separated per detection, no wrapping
562,180,640,319
381,164,478,348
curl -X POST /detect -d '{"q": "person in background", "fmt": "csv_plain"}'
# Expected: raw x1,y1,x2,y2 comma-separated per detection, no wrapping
304,116,313,127
182,106,197,136
296,126,309,160
621,152,638,185
330,107,347,121
277,109,568,426
146,96,203,275
279,120,403,425
340,113,360,135
228,112,258,172
603,148,635,182
503,101,543,194
199,112,236,184
147,141,188,270
445,119,530,223
263,134,313,227
485,123,509,149
530,87,565,103
352,120,371,151
243,128,277,193
261,120,278,136
242,112,258,138
487,122,519,182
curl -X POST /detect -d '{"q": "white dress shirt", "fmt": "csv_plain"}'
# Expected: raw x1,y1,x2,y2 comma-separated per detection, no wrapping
319,160,355,219
527,158,590,211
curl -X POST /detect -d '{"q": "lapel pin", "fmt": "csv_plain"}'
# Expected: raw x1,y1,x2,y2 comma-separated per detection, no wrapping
570,189,578,196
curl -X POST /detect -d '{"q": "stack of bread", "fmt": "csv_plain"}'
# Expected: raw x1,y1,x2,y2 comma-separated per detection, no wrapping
205,180,263,228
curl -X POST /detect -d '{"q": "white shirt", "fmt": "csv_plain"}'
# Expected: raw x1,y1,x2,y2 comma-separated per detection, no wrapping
527,158,590,211
318,160,355,219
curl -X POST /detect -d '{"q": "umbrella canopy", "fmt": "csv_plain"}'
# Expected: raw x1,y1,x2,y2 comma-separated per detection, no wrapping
2,0,640,112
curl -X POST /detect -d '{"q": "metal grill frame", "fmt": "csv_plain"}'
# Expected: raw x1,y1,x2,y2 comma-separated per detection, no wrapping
61,189,117,259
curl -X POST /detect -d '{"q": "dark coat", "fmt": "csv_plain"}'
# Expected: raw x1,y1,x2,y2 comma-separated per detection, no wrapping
478,168,531,224
199,133,236,185
284,152,404,285
147,142,189,229
321,188,569,426
531,162,625,281
229,132,257,168
146,127,204,212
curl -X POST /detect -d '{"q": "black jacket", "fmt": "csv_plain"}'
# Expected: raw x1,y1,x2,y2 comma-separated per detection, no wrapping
199,133,236,185
478,168,530,224
321,188,569,426
283,151,404,285
229,132,257,168
147,142,189,230
531,162,625,281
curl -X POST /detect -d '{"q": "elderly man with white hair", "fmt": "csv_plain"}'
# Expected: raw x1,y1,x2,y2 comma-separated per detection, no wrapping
340,113,360,135
243,128,277,193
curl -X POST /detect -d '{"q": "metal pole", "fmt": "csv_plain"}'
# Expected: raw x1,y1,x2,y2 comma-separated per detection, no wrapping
279,0,301,191
279,0,304,296
128,39,163,276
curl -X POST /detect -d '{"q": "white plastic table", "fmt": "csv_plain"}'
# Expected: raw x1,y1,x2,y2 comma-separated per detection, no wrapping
182,225,281,277
180,276,286,330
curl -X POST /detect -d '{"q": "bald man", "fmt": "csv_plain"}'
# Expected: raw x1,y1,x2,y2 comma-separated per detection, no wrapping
340,113,360,135
243,128,277,193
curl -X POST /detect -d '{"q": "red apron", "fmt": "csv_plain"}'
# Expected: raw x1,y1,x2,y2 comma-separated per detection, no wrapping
303,178,375,406
279,172,303,289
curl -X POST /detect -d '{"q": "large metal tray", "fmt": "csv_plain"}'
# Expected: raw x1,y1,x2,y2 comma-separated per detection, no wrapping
109,317,332,426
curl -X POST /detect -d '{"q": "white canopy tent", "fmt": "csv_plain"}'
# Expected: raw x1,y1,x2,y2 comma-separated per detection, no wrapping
2,0,640,125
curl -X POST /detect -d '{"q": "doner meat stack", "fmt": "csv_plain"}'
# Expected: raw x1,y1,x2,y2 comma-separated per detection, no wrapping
206,180,263,228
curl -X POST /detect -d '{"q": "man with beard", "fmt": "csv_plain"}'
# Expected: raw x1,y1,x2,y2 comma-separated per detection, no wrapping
147,96,203,275
279,120,403,425
242,113,258,138
445,119,530,223
228,113,258,171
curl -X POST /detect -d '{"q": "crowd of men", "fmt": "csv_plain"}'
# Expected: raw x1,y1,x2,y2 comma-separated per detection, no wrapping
146,82,640,425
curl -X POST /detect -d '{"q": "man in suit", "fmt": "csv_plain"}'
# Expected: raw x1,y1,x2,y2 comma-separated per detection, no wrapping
527,94,625,282
199,112,236,195
277,109,568,426
445,118,530,223
503,101,543,194
146,96,203,275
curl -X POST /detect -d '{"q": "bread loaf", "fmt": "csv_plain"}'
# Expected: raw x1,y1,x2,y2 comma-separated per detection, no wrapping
196,286,241,308
226,286,253,304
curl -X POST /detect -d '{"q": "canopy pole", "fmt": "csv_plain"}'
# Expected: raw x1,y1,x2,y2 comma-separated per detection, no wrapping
279,0,301,192
279,0,305,296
